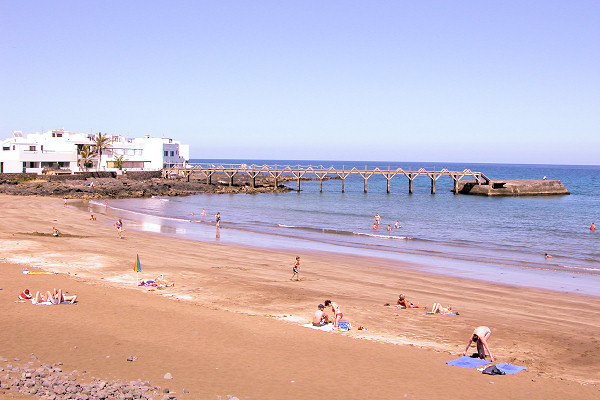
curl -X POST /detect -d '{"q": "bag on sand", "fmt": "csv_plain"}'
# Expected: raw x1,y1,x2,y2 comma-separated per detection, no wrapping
482,365,505,375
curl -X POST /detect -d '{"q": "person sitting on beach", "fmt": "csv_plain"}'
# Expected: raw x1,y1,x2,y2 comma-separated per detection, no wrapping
90,214,96,221
463,326,494,361
312,304,330,327
397,294,427,309
324,300,343,328
51,227,60,237
19,289,32,300
431,302,453,314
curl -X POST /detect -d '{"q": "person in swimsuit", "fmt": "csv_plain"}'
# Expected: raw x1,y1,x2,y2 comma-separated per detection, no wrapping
115,219,123,239
394,220,401,229
51,227,60,237
324,299,343,328
463,326,494,361
290,256,300,281
312,304,330,326
397,294,427,309
215,212,221,228
590,222,596,232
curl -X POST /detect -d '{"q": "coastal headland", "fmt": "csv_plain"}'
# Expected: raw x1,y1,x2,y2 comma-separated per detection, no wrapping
0,172,293,199
1,194,598,399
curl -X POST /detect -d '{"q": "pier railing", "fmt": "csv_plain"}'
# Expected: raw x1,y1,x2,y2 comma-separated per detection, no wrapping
164,163,491,194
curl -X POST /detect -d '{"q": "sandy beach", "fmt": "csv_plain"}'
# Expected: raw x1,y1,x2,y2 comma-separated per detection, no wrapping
1,194,599,399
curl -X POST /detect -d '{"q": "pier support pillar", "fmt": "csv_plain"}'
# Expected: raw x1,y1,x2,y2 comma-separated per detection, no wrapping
364,177,368,193
453,176,459,194
319,179,323,192
297,178,301,192
431,177,436,194
408,174,414,194
386,178,391,194
341,178,345,193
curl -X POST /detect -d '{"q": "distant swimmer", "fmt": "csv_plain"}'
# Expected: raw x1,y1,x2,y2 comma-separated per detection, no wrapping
201,208,206,218
386,225,392,234
394,220,401,229
591,223,596,232
545,253,553,259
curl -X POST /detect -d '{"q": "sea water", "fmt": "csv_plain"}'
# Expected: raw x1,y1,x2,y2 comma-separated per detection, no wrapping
92,160,600,296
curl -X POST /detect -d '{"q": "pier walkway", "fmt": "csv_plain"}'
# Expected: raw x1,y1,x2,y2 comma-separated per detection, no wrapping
165,163,491,194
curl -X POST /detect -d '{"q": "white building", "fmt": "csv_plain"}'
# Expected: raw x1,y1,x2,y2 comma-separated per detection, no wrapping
0,129,189,174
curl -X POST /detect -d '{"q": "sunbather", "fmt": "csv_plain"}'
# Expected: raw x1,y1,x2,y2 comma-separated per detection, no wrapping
397,294,427,309
463,326,494,361
312,304,330,327
52,288,78,304
431,302,454,314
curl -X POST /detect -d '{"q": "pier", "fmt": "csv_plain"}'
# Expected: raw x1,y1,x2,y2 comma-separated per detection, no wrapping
164,163,491,194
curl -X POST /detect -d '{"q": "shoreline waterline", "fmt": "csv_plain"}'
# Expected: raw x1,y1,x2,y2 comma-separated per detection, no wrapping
78,197,600,297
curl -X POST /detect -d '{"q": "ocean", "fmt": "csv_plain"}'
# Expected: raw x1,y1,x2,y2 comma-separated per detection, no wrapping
89,160,600,296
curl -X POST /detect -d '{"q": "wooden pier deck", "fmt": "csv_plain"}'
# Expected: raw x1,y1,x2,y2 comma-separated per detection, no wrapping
164,163,491,194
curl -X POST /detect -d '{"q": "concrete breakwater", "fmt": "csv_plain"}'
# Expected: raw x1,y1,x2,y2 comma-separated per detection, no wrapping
457,179,570,196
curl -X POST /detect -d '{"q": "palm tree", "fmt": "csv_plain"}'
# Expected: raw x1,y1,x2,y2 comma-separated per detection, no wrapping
113,155,127,170
78,145,93,172
93,133,112,171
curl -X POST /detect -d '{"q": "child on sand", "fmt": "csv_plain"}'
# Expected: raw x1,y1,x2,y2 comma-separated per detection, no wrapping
324,300,343,328
290,256,300,281
115,219,123,238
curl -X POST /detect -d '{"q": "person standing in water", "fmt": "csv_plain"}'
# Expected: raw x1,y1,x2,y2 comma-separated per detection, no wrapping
215,212,221,228
591,222,596,232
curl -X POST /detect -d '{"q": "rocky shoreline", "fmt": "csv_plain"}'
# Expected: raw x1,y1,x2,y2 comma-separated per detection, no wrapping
0,174,293,199
0,356,240,400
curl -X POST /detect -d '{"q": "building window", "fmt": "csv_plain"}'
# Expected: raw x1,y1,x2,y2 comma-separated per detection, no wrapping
2,147,9,151
164,151,168,156
163,164,167,169
29,146,36,151
170,151,174,156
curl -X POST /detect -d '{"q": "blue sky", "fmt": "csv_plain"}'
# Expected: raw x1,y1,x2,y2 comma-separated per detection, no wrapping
1,1,598,164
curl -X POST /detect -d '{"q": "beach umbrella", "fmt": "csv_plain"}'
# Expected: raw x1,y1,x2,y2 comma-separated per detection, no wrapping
134,254,141,286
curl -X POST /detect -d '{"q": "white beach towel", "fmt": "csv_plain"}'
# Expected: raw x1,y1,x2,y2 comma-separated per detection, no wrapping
301,323,335,332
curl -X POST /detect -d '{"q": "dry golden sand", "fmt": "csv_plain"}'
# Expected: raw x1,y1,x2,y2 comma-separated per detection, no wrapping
0,194,599,399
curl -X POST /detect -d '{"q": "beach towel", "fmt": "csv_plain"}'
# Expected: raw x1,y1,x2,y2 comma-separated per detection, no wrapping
446,356,493,369
495,363,527,374
302,323,335,332
426,311,458,316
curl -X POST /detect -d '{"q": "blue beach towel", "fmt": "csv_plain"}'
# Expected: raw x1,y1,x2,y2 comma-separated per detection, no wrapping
338,321,351,331
446,356,493,369
495,363,527,374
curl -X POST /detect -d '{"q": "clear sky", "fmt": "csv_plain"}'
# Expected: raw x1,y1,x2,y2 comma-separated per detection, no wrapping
1,1,598,164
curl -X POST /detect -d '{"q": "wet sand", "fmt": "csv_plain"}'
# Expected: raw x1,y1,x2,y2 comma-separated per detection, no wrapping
1,194,599,399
